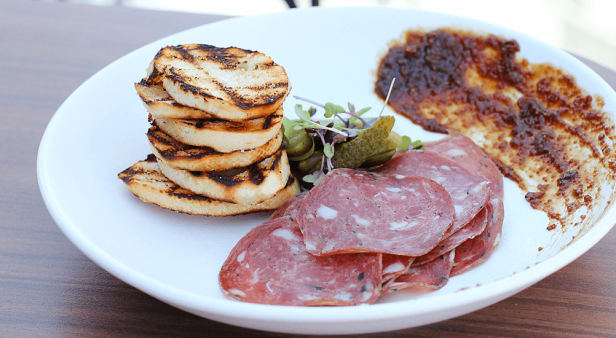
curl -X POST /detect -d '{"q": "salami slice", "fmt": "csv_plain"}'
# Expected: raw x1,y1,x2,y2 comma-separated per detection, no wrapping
451,195,504,276
219,217,383,306
383,250,455,294
269,191,306,220
413,207,488,266
425,133,504,197
375,150,490,237
382,254,414,285
424,134,505,275
297,168,455,256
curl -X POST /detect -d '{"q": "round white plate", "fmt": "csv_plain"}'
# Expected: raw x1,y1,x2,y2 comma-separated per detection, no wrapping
37,7,616,335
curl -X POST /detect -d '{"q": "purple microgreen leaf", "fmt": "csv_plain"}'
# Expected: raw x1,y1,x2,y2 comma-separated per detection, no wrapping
308,106,317,117
348,102,356,114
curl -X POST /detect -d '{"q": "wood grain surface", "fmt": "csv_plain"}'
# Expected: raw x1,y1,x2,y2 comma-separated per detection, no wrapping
1,0,615,336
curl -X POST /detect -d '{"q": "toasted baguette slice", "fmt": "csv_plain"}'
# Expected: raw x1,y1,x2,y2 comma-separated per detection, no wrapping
147,126,282,171
145,44,290,121
158,149,290,204
135,81,217,120
154,108,283,152
118,154,301,216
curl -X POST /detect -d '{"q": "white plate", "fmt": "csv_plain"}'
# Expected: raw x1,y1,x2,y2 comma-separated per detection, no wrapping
37,7,616,335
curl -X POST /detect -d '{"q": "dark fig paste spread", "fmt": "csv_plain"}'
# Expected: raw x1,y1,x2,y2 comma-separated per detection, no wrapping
376,28,616,232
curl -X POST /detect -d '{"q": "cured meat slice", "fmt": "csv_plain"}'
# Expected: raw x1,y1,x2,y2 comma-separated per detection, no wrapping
297,168,455,256
413,207,488,266
451,195,504,276
380,149,492,229
375,150,490,237
382,254,414,285
219,217,383,306
383,250,455,294
269,191,306,220
424,134,505,275
425,133,504,197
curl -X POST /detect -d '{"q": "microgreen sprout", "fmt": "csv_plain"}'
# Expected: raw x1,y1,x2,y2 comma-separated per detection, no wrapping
286,78,421,186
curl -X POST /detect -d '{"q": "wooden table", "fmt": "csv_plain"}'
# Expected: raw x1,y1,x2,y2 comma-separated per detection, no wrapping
2,1,615,336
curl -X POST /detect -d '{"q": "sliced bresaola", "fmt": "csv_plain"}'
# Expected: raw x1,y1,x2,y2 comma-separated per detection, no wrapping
413,207,488,266
297,168,455,256
219,216,383,306
375,150,490,237
383,250,455,294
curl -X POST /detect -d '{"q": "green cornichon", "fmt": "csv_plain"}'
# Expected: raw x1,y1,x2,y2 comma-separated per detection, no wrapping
360,131,403,168
297,150,324,175
331,115,395,169
286,130,314,160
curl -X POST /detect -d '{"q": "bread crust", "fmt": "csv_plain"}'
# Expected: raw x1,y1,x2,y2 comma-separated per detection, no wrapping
118,154,301,216
146,44,290,121
147,126,283,172
158,149,291,204
153,108,283,152
135,81,218,120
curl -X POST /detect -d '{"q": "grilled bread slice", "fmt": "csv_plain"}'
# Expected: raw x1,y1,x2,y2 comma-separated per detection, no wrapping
158,148,290,204
118,154,301,216
153,108,283,152
135,81,217,120
145,44,290,121
147,126,283,172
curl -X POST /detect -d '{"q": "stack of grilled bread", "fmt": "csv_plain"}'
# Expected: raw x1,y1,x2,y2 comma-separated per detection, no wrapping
118,44,300,216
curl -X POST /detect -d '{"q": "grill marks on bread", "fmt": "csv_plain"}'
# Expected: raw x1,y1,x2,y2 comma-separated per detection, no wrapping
135,81,218,120
145,44,290,121
120,44,295,216
152,108,283,152
118,155,300,216
157,148,291,204
147,126,283,172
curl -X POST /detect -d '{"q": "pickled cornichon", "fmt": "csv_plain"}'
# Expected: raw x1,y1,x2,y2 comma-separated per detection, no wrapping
297,150,324,175
360,131,403,168
284,83,420,187
282,117,315,161
331,115,395,169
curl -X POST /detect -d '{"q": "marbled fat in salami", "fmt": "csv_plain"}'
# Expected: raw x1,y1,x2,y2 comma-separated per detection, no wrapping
297,168,455,256
413,207,488,266
383,250,455,294
382,254,414,285
219,217,383,306
375,150,490,237
425,133,504,196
